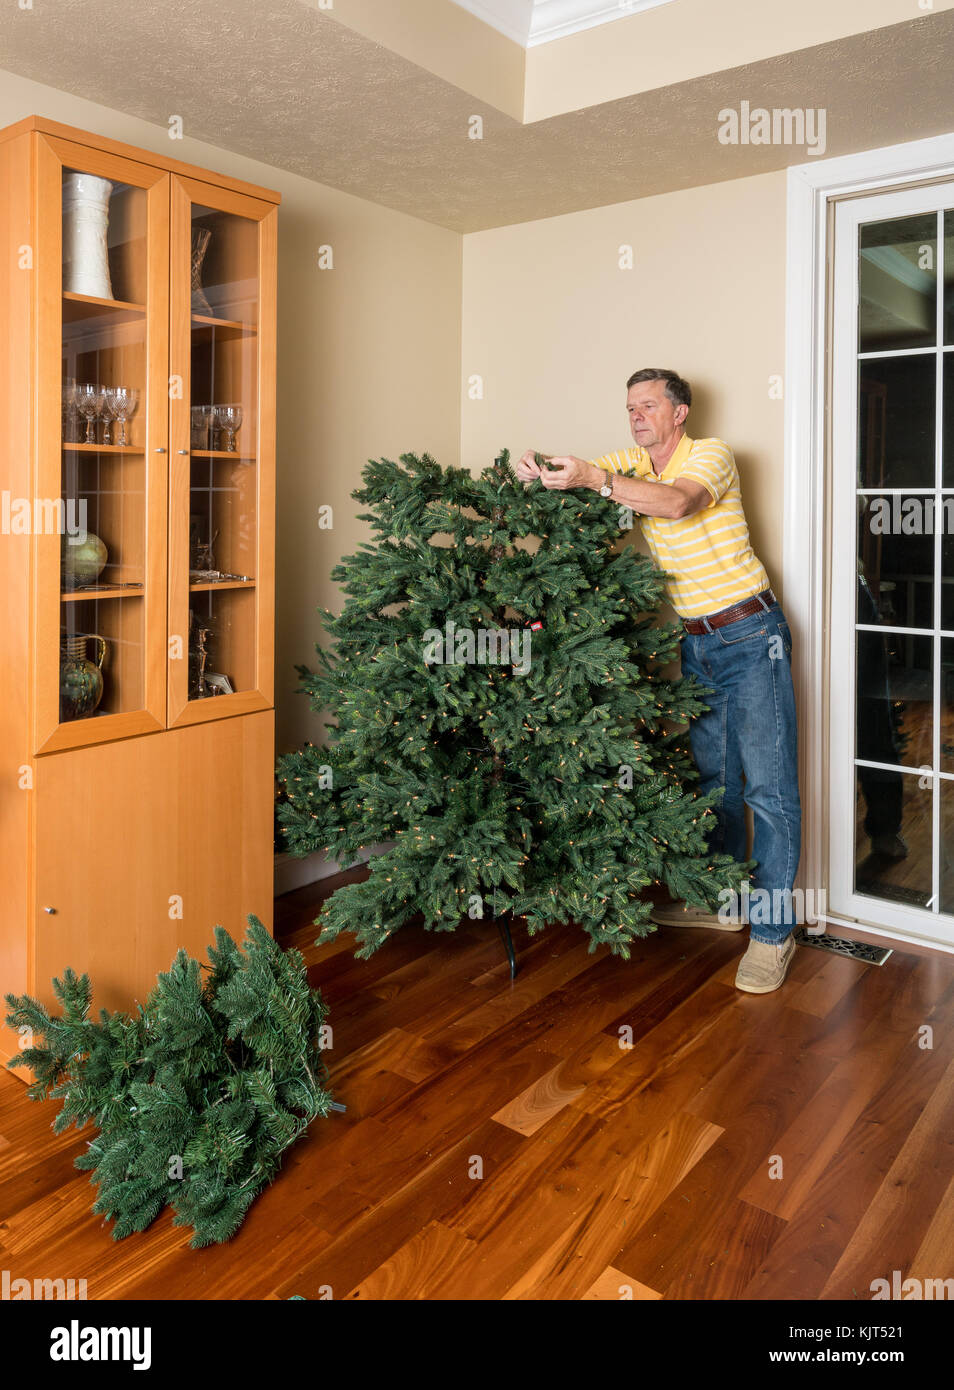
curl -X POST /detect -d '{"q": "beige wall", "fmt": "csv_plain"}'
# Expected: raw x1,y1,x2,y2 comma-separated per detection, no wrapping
460,169,789,607
0,69,463,756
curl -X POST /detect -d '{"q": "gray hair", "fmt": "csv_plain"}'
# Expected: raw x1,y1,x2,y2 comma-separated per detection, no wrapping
626,368,691,411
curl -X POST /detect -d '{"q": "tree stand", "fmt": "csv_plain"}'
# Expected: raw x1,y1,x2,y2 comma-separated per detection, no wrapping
494,912,518,980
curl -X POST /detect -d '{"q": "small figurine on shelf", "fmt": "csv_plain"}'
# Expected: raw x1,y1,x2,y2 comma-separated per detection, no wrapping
195,537,217,572
188,607,215,700
189,518,218,574
188,520,249,585
205,672,234,696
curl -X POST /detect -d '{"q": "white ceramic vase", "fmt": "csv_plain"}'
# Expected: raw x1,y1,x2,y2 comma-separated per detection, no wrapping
62,172,114,299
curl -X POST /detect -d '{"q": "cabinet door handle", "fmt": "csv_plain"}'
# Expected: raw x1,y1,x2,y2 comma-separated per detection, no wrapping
155,447,167,454
43,906,56,914
177,449,189,455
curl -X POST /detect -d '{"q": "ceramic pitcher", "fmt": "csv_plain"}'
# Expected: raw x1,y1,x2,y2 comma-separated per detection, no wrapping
62,172,114,299
60,632,106,721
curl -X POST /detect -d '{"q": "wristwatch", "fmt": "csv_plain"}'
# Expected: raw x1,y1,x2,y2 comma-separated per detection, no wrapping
598,472,614,499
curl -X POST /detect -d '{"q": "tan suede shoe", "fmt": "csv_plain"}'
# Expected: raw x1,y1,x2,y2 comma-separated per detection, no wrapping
648,901,745,932
735,935,797,993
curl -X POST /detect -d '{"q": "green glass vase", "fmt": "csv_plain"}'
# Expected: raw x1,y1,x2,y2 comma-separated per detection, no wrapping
60,633,106,721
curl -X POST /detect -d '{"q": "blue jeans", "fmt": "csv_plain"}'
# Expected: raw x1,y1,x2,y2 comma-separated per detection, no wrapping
679,597,801,943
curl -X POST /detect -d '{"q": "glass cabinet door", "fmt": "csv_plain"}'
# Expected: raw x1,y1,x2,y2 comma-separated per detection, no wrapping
34,136,169,752
167,176,276,725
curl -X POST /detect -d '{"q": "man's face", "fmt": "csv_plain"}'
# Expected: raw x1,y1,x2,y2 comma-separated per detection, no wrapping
627,380,685,449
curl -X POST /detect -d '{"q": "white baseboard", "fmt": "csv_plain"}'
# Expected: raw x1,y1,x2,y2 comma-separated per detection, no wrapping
273,844,390,898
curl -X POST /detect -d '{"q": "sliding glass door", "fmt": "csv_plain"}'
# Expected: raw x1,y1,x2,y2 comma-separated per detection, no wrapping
830,184,954,946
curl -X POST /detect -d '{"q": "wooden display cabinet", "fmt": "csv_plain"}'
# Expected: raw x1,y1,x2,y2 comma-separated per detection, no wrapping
0,117,279,1073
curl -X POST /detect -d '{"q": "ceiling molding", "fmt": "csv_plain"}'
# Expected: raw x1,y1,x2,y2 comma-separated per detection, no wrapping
448,0,535,45
449,0,677,47
528,0,677,46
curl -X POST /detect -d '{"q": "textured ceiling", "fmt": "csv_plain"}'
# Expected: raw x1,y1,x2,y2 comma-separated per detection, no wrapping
0,1,952,232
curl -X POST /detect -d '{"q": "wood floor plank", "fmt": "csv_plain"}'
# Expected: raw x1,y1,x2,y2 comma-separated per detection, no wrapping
118,1205,333,1301
499,1112,723,1300
654,1198,787,1300
0,1139,88,1225
576,979,788,1127
436,1110,721,1300
312,1038,562,1232
322,1064,415,1123
343,1220,476,1300
908,1174,954,1286
584,1266,662,1300
535,937,742,1059
421,932,610,1053
492,1032,622,1135
739,982,954,1299
277,1118,525,1299
738,1051,910,1222
817,1056,954,1298
614,1046,833,1296
372,1028,457,1085
784,950,869,1018
739,953,948,1221
597,933,751,1045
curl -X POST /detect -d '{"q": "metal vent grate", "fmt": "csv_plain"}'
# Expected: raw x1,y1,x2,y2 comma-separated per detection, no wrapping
794,928,892,966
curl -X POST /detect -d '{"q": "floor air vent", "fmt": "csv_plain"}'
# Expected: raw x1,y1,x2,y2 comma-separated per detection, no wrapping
794,928,892,966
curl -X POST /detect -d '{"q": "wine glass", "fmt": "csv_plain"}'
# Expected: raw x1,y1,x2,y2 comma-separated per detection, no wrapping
201,404,218,451
214,404,243,453
190,406,209,450
110,387,139,447
62,379,80,443
76,383,99,445
95,386,114,445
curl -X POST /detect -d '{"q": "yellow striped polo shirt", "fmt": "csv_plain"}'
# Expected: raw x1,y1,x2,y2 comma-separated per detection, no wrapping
591,434,770,620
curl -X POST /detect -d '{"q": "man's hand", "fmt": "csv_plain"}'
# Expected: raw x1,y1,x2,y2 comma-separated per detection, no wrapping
515,450,543,484
538,455,598,491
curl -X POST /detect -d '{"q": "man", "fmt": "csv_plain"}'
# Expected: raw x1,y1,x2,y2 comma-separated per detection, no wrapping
516,368,801,994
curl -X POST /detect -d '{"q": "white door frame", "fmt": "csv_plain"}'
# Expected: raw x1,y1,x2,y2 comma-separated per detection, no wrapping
785,131,954,953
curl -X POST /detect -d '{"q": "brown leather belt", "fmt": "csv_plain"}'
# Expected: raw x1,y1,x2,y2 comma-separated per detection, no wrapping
682,588,776,634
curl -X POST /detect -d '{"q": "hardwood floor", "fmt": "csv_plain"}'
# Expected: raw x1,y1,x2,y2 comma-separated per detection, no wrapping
1,869,953,1301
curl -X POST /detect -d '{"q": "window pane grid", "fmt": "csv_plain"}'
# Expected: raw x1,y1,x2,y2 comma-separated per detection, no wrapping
854,209,952,913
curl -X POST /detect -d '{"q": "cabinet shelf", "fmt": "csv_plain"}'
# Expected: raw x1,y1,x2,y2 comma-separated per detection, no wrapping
63,290,146,315
192,314,257,340
191,449,256,461
63,442,144,454
189,579,256,593
61,585,145,602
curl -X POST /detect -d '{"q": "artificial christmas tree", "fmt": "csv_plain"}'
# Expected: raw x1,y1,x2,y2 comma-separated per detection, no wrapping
4,918,332,1248
278,451,752,959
